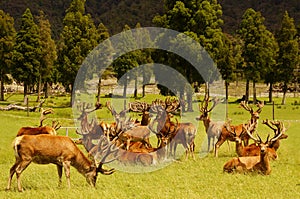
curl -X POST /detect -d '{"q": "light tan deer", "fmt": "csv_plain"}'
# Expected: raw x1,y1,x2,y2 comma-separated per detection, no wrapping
6,134,117,192
196,95,223,153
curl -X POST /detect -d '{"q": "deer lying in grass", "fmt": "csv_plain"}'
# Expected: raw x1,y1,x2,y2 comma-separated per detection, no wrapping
223,122,282,175
6,134,117,192
214,101,264,157
225,123,277,158
16,108,61,136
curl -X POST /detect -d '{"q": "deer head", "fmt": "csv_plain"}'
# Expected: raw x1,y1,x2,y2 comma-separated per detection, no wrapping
240,101,264,123
197,95,222,121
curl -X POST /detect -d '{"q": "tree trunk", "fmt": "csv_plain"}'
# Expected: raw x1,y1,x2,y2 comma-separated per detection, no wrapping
0,74,4,101
180,91,185,112
245,80,249,102
225,81,229,119
69,84,73,107
97,78,101,104
142,84,146,97
23,84,28,99
268,82,273,103
253,81,257,104
186,90,193,112
281,83,288,105
134,76,137,98
44,82,49,98
123,79,127,98
36,75,42,102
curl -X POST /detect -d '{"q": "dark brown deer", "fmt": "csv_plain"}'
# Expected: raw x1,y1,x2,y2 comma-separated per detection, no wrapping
214,101,264,157
6,134,117,192
223,123,282,175
128,101,152,126
196,95,223,153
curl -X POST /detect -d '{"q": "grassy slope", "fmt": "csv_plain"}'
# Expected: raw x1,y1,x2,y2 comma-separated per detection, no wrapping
0,94,299,198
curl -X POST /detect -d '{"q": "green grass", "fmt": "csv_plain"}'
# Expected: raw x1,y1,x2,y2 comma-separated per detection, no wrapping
0,94,300,198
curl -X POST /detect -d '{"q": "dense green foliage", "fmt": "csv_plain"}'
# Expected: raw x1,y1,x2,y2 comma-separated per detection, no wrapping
276,11,299,105
0,10,15,100
11,8,41,97
1,0,299,35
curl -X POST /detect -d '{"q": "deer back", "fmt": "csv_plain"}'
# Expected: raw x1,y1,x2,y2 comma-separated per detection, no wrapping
17,126,57,137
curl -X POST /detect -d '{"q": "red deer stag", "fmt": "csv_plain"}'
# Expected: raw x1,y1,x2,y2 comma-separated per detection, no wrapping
223,123,282,175
16,108,60,136
262,119,288,151
196,95,223,153
225,123,276,159
6,134,117,192
107,101,152,150
214,101,264,157
128,101,152,126
152,97,196,160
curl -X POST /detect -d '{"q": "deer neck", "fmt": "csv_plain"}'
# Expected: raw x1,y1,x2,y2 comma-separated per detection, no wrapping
73,150,93,175
260,151,271,174
203,117,211,132
235,140,243,156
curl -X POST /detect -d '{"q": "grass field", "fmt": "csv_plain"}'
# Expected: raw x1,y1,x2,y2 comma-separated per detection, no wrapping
0,93,299,199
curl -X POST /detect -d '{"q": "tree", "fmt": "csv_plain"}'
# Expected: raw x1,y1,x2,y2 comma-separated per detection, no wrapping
57,0,98,105
153,0,225,111
11,8,41,98
36,11,57,100
276,11,299,105
111,25,139,98
238,8,278,103
0,10,16,101
96,22,112,103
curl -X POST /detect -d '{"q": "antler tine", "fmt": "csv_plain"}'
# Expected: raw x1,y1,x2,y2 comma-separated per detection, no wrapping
269,121,283,143
262,119,277,131
39,108,54,127
207,97,221,112
106,101,117,116
256,101,264,113
240,101,253,112
52,120,61,131
243,123,260,143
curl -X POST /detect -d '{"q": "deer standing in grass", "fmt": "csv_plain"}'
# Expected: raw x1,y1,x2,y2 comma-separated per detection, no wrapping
214,101,264,157
196,95,223,153
223,122,282,175
6,134,117,192
152,97,196,159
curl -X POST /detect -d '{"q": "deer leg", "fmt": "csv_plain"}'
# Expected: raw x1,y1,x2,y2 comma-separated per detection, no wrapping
6,160,21,191
215,138,226,158
15,160,32,192
57,165,63,187
62,161,71,189
207,137,211,152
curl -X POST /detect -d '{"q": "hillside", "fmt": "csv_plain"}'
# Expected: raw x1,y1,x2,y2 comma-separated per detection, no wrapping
0,0,299,37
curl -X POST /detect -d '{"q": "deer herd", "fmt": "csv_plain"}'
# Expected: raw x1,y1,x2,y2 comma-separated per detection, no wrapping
6,95,289,192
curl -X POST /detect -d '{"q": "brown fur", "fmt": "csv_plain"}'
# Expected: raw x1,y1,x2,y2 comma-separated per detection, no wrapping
16,126,57,136
6,134,110,192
